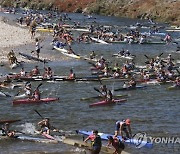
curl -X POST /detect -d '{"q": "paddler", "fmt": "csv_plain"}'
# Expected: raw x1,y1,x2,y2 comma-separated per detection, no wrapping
107,136,125,154
106,90,113,102
32,87,41,100
31,65,40,76
68,69,75,79
43,67,53,78
100,85,108,97
38,118,51,135
84,130,102,154
24,82,32,99
128,78,136,88
174,77,180,87
115,119,132,139
19,67,26,77
90,51,96,59
1,123,15,137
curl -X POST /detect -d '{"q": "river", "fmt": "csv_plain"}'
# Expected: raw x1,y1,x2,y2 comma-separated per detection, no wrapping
0,11,179,154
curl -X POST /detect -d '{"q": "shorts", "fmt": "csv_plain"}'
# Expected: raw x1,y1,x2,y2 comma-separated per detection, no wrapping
92,146,101,154
115,123,120,131
36,49,40,53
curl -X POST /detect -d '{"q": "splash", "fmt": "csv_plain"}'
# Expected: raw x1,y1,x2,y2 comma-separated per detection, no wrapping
20,122,37,134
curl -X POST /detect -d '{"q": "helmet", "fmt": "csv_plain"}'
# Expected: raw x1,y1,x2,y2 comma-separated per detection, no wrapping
126,119,131,125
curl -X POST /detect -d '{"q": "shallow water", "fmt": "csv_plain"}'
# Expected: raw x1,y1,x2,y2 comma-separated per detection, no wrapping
0,11,180,154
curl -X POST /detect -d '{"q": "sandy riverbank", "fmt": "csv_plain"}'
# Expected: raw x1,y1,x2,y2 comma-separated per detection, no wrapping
0,16,34,62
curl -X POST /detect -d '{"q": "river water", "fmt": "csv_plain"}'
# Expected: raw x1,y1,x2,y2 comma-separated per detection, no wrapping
0,11,179,154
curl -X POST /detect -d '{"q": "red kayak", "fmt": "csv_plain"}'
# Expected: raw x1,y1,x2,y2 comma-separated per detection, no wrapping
89,99,127,107
0,119,21,124
13,98,59,105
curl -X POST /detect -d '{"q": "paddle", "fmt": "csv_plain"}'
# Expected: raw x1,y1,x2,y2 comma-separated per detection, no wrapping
144,54,149,59
158,52,163,57
34,109,44,119
94,87,102,95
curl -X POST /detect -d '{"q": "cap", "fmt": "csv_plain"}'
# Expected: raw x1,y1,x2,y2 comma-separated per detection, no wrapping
126,119,131,125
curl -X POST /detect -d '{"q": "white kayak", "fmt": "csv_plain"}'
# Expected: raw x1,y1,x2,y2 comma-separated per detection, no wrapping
90,37,109,44
113,54,134,60
14,94,27,100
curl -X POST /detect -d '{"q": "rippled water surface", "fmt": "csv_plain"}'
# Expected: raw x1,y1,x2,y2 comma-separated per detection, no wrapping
0,11,179,154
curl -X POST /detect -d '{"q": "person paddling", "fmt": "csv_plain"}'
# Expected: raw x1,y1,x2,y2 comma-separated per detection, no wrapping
38,118,58,135
106,90,113,102
38,118,51,135
24,82,32,99
68,69,75,79
32,87,41,100
31,66,40,76
115,119,132,139
84,130,102,154
1,123,15,137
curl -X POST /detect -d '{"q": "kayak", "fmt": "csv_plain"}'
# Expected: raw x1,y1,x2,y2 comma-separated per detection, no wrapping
167,85,180,90
81,94,128,101
0,91,11,97
14,93,27,100
53,46,81,59
90,37,109,44
113,54,134,60
114,85,146,91
36,27,53,32
0,119,21,124
13,76,99,82
89,99,127,107
76,130,153,149
10,63,20,69
19,52,49,63
62,137,129,154
13,97,59,105
0,135,58,144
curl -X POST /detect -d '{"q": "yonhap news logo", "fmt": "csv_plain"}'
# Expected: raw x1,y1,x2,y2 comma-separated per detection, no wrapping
132,132,180,148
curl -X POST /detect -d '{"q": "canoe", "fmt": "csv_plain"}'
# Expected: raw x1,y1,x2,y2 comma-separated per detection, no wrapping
80,94,128,101
90,37,109,44
0,119,21,124
62,137,130,154
114,85,146,91
89,99,127,107
19,52,49,63
76,130,153,149
13,97,59,105
0,135,58,144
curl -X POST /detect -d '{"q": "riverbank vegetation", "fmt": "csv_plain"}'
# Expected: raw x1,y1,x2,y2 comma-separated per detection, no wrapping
0,0,179,25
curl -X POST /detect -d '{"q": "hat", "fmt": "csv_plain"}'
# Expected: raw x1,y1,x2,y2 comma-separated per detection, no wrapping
126,119,131,125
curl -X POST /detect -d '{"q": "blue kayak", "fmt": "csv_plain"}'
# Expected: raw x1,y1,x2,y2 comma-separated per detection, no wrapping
77,130,153,149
